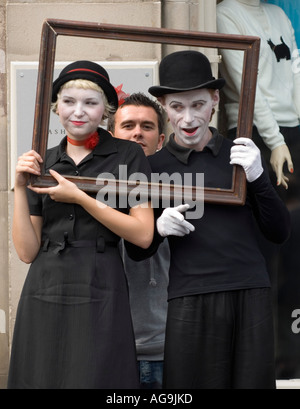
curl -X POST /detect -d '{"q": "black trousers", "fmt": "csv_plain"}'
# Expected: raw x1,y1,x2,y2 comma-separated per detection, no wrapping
163,288,276,389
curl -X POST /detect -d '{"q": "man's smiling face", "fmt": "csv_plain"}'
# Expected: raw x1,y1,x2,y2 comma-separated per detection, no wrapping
112,105,164,156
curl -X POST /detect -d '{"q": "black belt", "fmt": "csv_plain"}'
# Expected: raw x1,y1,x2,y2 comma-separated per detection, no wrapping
42,234,118,255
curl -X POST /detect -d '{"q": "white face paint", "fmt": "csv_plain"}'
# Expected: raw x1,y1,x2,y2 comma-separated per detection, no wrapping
162,88,219,151
57,87,105,140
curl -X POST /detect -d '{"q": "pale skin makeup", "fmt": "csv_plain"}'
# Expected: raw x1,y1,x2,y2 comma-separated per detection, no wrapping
58,87,106,141
13,86,154,263
57,87,106,165
158,88,220,151
112,105,165,156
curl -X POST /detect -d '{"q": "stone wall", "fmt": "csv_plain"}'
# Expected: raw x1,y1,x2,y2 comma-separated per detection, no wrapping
0,0,9,390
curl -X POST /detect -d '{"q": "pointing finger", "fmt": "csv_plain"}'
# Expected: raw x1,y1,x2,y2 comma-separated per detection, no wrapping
174,204,190,214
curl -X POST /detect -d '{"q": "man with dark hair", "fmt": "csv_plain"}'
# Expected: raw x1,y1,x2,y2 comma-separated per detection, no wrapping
109,93,169,389
108,92,165,156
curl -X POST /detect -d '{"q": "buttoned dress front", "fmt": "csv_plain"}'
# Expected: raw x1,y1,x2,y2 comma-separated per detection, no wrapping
8,129,151,389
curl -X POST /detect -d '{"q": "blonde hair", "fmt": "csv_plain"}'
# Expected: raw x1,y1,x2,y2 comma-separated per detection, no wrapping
52,79,116,124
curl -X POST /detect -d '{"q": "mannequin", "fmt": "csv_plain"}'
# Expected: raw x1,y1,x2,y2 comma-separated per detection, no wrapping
217,0,300,190
218,0,300,380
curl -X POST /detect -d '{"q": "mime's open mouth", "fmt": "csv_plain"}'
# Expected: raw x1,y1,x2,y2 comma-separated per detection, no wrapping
182,127,198,135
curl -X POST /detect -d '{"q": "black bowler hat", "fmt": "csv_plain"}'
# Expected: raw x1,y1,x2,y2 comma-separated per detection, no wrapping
52,60,119,109
149,51,225,97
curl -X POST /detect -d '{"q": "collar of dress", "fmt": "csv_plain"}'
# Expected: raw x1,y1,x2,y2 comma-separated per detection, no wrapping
237,0,260,7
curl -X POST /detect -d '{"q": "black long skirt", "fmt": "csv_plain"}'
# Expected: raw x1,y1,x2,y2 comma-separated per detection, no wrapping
7,245,139,389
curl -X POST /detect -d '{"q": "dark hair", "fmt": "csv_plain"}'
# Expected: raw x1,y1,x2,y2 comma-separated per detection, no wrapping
108,92,165,135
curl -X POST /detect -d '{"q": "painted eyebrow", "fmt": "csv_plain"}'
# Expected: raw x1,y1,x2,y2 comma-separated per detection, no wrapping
169,99,207,105
61,94,99,100
85,98,100,102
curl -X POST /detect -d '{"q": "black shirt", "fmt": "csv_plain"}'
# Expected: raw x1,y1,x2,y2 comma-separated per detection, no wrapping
27,128,152,245
127,128,291,300
14,128,147,389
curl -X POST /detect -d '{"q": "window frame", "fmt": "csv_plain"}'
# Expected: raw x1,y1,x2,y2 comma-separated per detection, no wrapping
30,18,260,206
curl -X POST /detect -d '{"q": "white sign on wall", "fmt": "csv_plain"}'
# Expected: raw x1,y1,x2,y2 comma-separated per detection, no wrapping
10,61,158,188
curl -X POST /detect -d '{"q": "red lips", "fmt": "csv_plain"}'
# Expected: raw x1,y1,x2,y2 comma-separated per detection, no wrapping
71,121,86,126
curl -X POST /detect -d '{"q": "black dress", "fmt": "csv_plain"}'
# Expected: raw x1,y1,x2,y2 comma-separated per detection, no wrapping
8,129,151,389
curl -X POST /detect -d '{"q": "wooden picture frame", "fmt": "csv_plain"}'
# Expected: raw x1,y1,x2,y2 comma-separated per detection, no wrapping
30,18,260,205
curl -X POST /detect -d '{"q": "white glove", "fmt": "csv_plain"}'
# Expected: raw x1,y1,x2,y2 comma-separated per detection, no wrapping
230,137,264,183
157,204,195,238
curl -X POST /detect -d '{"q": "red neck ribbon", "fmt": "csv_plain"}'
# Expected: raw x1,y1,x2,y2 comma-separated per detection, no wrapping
67,131,99,150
